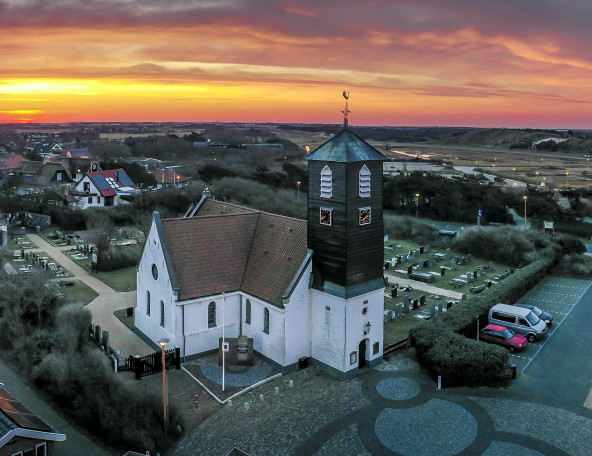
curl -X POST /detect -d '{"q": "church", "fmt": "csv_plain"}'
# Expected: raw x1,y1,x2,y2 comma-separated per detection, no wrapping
135,121,387,378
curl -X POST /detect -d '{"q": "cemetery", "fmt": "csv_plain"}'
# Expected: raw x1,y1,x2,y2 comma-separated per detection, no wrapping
382,237,515,345
5,247,72,278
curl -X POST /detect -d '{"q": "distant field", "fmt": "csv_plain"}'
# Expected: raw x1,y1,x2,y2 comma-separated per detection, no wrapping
382,143,592,188
100,132,169,140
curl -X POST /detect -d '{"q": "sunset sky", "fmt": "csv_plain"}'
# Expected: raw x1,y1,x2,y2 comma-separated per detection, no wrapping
1,0,592,127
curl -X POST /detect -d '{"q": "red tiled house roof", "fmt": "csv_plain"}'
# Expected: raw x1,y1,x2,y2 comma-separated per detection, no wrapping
0,154,26,170
157,199,308,307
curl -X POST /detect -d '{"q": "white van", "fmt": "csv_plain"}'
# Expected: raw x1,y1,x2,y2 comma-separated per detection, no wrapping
488,303,548,342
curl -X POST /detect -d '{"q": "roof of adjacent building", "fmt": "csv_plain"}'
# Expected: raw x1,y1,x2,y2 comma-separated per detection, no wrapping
0,154,26,170
304,128,387,162
159,199,308,306
60,148,90,158
86,169,137,197
153,168,188,185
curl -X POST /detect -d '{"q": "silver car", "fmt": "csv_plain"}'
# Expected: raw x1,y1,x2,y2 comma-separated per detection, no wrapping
488,303,548,342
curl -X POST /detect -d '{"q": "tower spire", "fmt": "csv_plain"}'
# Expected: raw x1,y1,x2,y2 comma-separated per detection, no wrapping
342,91,350,127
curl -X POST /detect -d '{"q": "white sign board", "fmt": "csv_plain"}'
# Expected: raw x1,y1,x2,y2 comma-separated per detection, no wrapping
222,342,230,352
92,253,98,263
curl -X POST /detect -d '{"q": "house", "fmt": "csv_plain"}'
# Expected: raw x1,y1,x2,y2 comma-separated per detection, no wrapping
0,156,73,193
49,148,100,182
0,388,66,456
73,169,138,209
136,128,386,378
153,168,189,189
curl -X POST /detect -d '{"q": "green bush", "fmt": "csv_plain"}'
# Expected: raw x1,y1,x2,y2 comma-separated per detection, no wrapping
97,244,142,272
554,254,592,277
409,257,556,388
384,216,440,244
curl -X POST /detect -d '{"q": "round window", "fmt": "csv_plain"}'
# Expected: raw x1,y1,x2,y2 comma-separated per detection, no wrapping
152,264,158,280
362,307,368,315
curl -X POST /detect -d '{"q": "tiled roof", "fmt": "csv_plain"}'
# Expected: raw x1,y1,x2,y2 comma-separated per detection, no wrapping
160,201,308,306
196,199,257,216
0,410,16,438
60,148,90,158
154,168,188,185
0,154,26,170
304,128,387,162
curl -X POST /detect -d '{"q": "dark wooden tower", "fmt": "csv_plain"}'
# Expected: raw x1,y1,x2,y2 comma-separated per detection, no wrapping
305,128,387,299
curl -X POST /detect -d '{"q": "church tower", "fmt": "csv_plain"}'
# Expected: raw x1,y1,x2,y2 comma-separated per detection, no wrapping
305,94,387,378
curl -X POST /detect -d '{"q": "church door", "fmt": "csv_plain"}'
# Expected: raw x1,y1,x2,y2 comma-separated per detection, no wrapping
358,339,367,368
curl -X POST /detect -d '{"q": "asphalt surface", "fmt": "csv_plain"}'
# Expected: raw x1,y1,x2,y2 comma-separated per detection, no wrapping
510,277,592,407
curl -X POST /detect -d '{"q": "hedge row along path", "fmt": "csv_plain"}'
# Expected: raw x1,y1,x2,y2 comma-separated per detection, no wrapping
26,233,152,357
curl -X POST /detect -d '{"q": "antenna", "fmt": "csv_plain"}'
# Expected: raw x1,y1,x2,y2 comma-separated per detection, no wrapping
342,91,350,127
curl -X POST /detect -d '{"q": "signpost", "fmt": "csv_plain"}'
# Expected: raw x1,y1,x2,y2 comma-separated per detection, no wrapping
195,392,199,410
477,209,482,227
91,252,98,272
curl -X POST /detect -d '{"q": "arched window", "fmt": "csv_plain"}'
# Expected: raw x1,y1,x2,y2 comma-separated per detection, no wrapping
246,299,251,324
208,301,216,328
160,300,165,327
320,165,332,198
359,164,371,198
146,291,151,316
263,308,270,334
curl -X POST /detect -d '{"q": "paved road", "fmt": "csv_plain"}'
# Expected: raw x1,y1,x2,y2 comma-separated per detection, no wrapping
0,359,109,456
27,233,151,357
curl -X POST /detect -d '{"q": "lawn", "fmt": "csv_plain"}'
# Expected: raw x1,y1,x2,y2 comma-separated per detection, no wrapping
7,250,73,278
7,235,37,251
114,308,135,331
64,250,137,291
58,280,99,306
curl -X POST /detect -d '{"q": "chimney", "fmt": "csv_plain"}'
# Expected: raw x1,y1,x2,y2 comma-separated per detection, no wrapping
202,187,211,198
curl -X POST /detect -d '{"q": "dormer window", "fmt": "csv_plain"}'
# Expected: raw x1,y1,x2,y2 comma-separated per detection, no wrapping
359,165,371,198
320,165,332,198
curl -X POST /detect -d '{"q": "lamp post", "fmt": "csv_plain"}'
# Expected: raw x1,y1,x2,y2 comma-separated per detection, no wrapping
415,193,420,218
222,292,226,392
536,171,540,185
566,172,570,186
297,181,301,199
513,168,516,182
476,316,480,343
157,337,169,429
523,196,528,230
514,182,517,193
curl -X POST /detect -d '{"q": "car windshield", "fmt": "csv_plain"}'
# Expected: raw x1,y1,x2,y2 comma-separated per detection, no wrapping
502,328,515,339
526,312,539,326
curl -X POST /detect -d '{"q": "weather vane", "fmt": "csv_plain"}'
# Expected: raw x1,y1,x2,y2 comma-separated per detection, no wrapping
342,91,350,127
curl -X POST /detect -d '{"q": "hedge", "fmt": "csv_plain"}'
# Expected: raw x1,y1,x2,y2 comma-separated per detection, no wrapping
409,257,556,388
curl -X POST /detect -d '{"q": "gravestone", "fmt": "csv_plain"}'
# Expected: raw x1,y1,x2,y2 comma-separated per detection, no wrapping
408,250,413,258
384,261,390,270
447,301,453,309
407,265,413,275
395,304,402,318
419,294,426,306
94,325,101,344
386,310,393,320
428,254,435,267
466,273,473,283
473,269,478,278
391,287,397,298
451,260,457,271
440,266,446,276
403,295,411,313
445,248,451,259
101,330,109,349
437,303,443,313
425,245,431,252
397,255,403,264
430,303,436,318
412,299,419,309
467,254,472,263
419,246,425,254
488,261,494,271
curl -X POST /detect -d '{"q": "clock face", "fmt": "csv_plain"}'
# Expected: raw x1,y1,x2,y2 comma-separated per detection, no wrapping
320,208,332,226
359,208,371,225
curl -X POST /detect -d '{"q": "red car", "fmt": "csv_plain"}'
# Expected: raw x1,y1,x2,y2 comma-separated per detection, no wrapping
480,324,528,352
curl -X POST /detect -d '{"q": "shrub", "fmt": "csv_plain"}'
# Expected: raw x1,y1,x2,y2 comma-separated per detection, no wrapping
554,254,592,277
97,244,142,272
384,216,440,244
409,257,556,388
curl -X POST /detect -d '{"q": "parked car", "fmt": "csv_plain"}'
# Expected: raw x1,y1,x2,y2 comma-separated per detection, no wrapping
480,324,528,352
514,303,553,326
488,303,548,342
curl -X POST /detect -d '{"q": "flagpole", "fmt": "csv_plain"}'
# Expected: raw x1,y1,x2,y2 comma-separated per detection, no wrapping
222,292,226,392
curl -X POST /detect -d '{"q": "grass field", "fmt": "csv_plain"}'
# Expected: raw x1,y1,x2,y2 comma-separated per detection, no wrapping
7,235,37,251
64,250,137,291
59,280,99,306
114,308,135,331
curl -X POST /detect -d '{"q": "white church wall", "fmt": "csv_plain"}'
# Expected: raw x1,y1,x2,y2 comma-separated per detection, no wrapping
242,294,286,366
310,290,347,372
283,263,313,366
136,220,178,349
344,288,385,371
182,294,240,356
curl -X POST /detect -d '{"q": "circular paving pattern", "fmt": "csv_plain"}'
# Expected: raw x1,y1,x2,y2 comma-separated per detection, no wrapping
375,399,478,456
482,441,546,456
376,377,421,401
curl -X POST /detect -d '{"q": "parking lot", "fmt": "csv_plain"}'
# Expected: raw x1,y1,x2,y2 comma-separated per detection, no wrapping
508,277,592,406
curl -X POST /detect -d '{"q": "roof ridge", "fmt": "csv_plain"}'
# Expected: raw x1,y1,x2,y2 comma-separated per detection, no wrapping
239,212,261,290
161,211,260,222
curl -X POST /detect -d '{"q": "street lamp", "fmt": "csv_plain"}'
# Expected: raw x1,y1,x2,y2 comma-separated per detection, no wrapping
157,337,169,429
523,196,528,230
513,168,516,181
566,172,570,186
364,322,372,335
536,171,540,185
415,193,420,218
514,182,517,193
297,181,301,199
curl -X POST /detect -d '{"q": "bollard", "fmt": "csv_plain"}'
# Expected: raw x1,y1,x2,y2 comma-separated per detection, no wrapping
227,399,232,407
289,380,294,388
260,394,264,401
274,387,279,395
134,355,142,380
175,345,181,369
510,363,517,379
437,376,442,390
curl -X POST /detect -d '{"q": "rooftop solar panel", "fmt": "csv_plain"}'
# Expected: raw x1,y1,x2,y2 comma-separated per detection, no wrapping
119,172,135,187
93,174,111,190
0,390,51,432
